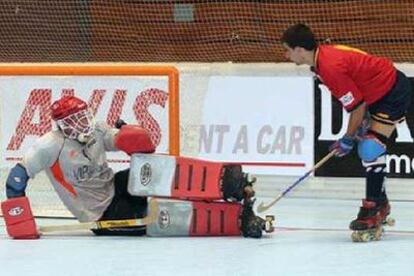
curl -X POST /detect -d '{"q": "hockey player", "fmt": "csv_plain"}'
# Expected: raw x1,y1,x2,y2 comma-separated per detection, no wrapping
281,23,412,241
1,95,273,239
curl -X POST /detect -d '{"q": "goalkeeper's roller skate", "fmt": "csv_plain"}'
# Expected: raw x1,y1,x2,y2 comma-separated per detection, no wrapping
222,165,256,202
350,199,394,242
222,165,275,238
240,198,275,238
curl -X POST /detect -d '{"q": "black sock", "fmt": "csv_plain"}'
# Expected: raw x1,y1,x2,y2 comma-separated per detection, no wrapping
365,163,387,202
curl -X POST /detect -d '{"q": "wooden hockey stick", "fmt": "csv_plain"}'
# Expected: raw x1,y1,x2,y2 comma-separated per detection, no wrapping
38,198,159,234
256,151,335,213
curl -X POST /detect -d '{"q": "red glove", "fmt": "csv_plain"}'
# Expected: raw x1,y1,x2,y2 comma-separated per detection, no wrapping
114,125,155,155
1,197,39,239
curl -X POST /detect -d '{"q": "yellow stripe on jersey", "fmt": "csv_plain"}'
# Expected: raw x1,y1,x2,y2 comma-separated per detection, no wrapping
334,45,367,55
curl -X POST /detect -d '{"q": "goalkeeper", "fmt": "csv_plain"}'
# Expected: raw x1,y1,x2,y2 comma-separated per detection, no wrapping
2,96,273,239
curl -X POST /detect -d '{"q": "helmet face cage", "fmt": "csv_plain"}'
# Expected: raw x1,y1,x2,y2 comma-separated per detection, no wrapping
57,109,95,141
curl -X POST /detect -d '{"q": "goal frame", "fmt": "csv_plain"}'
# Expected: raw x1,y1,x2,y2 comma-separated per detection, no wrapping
0,63,180,155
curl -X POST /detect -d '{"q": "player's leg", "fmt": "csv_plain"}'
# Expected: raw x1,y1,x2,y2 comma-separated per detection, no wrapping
146,197,274,238
128,154,255,202
350,127,393,241
351,70,410,239
92,169,147,236
350,129,389,232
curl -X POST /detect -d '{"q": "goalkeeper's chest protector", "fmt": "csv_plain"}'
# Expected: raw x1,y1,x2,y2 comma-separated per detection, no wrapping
23,123,119,222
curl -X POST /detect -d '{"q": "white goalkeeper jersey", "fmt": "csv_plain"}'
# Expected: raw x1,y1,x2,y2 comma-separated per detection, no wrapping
23,122,119,222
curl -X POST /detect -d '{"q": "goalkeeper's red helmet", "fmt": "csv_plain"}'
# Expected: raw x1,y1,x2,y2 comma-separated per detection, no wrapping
51,96,88,120
51,96,95,143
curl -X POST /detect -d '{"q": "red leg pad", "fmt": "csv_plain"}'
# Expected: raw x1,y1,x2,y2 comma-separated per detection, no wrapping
171,157,224,200
190,201,241,236
1,197,39,239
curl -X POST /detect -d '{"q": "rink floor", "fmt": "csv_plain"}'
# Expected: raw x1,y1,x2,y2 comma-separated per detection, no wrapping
1,197,414,276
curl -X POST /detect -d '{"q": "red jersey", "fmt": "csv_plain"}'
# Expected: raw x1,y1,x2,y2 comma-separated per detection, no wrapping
314,45,397,112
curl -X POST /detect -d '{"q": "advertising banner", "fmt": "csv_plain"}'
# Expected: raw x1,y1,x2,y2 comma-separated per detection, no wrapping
0,73,316,176
0,76,170,171
198,76,314,175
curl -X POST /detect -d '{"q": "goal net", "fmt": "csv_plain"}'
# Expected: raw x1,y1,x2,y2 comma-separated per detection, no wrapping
0,1,413,63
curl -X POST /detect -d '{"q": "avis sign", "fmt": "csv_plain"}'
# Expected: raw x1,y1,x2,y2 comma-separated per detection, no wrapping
315,79,414,178
0,76,170,168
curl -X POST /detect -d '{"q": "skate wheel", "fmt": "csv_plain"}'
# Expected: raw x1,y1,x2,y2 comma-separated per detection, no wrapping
244,186,255,198
360,232,371,242
351,231,366,242
351,227,383,242
373,227,384,240
385,217,395,226
264,215,275,233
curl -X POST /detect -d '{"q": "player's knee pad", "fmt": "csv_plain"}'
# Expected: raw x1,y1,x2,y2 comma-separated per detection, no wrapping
357,131,387,163
146,198,242,237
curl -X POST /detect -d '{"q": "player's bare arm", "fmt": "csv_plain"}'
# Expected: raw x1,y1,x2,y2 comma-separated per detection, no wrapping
346,103,367,137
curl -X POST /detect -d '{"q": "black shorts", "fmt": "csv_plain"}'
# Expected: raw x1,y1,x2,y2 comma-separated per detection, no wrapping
92,169,148,236
368,70,412,125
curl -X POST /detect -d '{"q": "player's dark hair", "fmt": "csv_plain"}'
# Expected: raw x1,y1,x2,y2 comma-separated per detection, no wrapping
281,23,318,50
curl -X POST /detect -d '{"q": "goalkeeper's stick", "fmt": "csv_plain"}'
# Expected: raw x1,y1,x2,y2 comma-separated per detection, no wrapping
38,198,158,234
256,151,335,213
